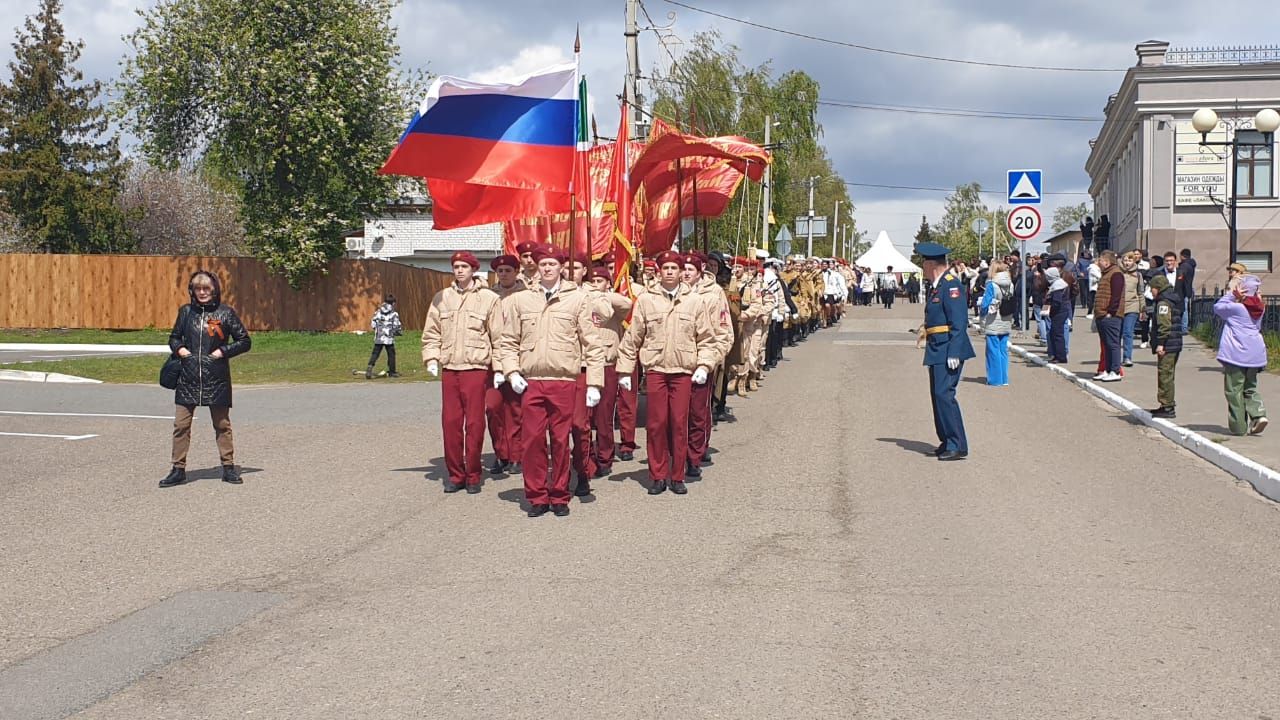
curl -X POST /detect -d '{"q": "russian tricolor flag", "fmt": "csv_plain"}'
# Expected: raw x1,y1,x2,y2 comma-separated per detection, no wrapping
380,63,578,194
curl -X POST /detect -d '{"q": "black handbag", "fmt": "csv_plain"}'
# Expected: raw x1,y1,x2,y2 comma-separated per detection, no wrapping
159,354,181,389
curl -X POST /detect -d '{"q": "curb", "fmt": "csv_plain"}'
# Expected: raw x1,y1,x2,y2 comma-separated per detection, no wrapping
1005,338,1280,502
0,369,102,384
0,343,170,353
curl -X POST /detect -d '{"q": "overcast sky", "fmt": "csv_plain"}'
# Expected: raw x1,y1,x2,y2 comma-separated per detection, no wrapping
4,0,1277,252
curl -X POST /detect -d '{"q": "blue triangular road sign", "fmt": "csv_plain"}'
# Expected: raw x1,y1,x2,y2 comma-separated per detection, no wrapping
1008,169,1042,205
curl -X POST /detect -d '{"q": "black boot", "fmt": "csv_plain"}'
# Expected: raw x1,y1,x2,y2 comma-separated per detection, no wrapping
574,477,592,497
648,480,668,495
159,466,187,488
527,503,550,518
365,364,374,379
221,465,243,484
685,461,702,478
489,458,509,475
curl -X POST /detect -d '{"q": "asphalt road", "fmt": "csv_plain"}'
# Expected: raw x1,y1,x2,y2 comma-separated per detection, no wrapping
3,302,1280,718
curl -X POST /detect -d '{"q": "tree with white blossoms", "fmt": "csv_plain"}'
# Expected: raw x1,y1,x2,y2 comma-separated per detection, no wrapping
119,0,418,286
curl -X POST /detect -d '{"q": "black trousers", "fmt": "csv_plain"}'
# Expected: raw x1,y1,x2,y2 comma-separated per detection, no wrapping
368,343,397,373
766,322,784,366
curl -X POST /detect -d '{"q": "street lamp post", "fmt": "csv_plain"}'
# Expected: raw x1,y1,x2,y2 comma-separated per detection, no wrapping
1190,107,1280,264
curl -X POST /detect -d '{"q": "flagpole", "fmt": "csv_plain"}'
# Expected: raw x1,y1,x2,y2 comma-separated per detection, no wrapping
570,26,581,274
674,158,683,253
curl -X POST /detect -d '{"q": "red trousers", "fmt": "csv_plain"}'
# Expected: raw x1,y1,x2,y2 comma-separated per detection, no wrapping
645,372,692,483
485,379,522,464
616,367,639,453
441,368,488,486
591,365,619,468
572,372,597,480
687,379,713,466
521,379,575,505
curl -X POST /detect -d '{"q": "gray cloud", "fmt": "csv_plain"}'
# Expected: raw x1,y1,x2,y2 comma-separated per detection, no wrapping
1,0,1273,249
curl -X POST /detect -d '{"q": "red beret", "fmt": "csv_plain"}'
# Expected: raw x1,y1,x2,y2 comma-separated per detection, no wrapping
642,260,657,270
691,250,708,263
655,250,683,268
515,242,537,255
490,254,519,271
555,249,570,265
450,251,480,269
682,254,704,272
589,267,613,283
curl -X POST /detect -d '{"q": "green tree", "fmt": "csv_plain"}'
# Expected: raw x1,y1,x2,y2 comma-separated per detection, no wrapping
1052,201,1090,233
914,215,932,245
931,183,1011,262
649,30,857,257
0,0,129,254
119,0,413,285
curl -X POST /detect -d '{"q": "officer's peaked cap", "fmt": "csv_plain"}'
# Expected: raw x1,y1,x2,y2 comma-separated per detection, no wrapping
914,242,951,261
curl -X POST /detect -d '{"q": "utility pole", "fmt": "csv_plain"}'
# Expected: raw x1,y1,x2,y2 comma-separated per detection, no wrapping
832,199,840,259
760,115,772,254
806,176,817,257
624,0,640,139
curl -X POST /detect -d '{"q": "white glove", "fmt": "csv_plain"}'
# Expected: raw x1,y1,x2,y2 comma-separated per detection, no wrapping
426,360,439,376
947,357,960,371
493,372,506,388
618,375,633,392
691,367,709,385
585,386,601,408
508,373,528,395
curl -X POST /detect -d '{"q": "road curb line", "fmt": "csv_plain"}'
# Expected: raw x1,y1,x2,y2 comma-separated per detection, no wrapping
0,369,102,384
1006,339,1280,502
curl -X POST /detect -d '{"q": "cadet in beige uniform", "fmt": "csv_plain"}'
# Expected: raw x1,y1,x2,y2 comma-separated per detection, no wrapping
586,267,635,476
683,253,733,477
494,245,605,518
485,254,526,475
422,251,503,494
617,251,718,495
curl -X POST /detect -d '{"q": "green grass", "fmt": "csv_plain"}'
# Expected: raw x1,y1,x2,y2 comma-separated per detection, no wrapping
2,329,432,384
1190,324,1280,373
0,328,171,344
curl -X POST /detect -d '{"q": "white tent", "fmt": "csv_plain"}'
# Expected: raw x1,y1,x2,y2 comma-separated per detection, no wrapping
855,231,921,273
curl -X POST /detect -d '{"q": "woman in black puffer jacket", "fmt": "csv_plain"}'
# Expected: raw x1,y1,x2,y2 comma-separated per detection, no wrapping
160,270,252,488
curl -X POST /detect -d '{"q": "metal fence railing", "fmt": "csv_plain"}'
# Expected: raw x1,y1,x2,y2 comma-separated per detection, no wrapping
1188,291,1280,343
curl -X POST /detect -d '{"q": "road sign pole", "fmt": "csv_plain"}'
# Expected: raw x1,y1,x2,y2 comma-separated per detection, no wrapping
1021,238,1028,331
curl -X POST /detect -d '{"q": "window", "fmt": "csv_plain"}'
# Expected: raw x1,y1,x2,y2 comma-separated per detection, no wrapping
1237,252,1272,273
1235,130,1274,199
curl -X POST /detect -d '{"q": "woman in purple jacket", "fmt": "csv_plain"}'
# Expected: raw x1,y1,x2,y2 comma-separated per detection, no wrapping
1213,273,1268,435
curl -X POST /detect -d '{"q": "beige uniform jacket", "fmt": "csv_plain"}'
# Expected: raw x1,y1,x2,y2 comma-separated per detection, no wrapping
692,273,734,366
588,289,634,365
736,274,770,322
421,283,503,370
617,284,718,376
491,281,526,302
495,282,605,387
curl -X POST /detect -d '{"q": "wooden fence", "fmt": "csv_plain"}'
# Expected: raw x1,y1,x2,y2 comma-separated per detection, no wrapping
0,254,453,332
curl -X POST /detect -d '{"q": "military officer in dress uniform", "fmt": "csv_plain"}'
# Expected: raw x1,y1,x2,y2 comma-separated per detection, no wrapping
916,242,975,461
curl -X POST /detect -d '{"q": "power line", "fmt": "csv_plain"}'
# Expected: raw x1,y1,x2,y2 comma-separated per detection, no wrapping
644,76,1102,122
842,180,1091,197
661,0,1128,73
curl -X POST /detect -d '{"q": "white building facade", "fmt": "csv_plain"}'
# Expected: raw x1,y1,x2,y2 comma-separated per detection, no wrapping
344,191,504,273
1086,41,1279,292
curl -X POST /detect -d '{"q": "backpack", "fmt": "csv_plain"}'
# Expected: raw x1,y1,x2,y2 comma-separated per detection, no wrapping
997,287,1017,317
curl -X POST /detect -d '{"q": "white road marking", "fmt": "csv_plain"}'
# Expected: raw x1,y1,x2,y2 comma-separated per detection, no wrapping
0,431,98,440
0,410,173,420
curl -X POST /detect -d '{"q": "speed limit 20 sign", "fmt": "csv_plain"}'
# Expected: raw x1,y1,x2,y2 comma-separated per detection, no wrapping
1006,206,1042,240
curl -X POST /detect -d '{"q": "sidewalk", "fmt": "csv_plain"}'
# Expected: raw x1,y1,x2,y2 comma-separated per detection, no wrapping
1013,316,1278,473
